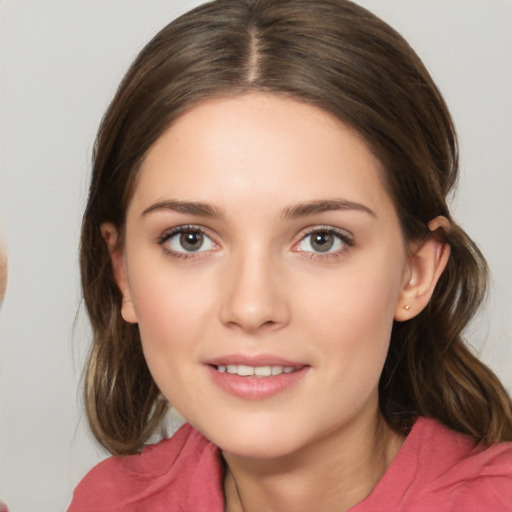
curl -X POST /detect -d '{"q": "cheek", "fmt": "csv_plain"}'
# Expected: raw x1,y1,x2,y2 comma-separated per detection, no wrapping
133,273,210,349
306,253,404,379
128,262,220,393
133,289,206,412
307,250,403,328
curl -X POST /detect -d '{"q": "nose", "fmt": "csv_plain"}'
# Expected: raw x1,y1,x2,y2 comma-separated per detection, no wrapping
219,245,290,333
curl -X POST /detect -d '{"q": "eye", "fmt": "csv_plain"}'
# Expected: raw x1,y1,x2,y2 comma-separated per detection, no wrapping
159,226,216,255
294,227,353,255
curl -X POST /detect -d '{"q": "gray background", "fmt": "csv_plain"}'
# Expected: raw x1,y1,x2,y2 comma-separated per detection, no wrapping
0,1,510,510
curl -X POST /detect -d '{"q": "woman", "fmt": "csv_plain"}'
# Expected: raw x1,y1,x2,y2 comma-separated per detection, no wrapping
69,0,512,510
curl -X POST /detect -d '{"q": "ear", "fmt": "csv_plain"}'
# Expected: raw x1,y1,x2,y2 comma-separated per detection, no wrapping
101,222,138,324
394,216,451,321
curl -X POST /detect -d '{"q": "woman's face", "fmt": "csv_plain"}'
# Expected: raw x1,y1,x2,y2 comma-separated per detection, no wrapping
113,93,413,458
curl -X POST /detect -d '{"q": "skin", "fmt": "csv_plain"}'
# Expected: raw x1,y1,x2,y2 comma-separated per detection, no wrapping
103,93,449,512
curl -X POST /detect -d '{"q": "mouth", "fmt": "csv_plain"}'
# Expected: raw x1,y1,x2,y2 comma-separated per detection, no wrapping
205,356,310,400
214,364,303,377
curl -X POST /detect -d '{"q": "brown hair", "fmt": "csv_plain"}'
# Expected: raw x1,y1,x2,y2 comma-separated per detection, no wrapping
80,0,512,455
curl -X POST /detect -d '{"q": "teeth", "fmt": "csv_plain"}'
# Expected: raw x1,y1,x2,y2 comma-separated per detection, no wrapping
216,364,299,377
254,366,272,377
237,365,254,376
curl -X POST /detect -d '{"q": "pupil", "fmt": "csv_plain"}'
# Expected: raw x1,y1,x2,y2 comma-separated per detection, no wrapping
180,231,203,251
312,232,333,252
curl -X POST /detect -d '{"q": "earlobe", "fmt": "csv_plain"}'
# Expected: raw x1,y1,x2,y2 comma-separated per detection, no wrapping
394,216,451,322
100,222,138,324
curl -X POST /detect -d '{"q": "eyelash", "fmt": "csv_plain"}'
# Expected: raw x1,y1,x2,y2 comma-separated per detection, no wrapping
157,225,355,261
157,225,216,259
293,226,354,260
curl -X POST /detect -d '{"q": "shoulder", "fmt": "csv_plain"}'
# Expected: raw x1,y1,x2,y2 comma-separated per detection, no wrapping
415,417,512,476
68,423,224,512
358,417,512,512
405,418,512,510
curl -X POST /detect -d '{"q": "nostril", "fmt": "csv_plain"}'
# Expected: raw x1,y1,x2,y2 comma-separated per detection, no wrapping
219,261,291,331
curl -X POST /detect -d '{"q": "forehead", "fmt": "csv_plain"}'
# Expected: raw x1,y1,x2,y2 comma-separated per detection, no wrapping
130,93,394,217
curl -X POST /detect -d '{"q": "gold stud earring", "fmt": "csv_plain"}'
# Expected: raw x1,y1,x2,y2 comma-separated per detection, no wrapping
404,305,411,311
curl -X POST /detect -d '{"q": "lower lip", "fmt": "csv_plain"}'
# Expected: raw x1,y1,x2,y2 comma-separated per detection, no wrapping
206,365,309,400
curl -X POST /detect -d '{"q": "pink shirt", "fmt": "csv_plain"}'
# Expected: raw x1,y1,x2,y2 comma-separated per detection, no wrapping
69,417,512,511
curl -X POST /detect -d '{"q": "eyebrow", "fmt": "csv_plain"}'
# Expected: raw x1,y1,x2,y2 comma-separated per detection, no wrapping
281,199,376,220
141,198,376,221
141,200,224,218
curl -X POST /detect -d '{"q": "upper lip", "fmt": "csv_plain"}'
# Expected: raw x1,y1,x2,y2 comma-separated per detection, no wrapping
204,354,307,367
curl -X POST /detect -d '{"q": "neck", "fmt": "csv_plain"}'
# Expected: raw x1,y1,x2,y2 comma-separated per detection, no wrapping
223,410,404,512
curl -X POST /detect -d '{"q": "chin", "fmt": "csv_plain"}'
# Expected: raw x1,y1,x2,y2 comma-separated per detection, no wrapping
198,413,315,460
219,434,303,460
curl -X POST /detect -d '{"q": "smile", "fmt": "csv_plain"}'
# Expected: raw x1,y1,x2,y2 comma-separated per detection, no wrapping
216,364,300,377
207,359,310,400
